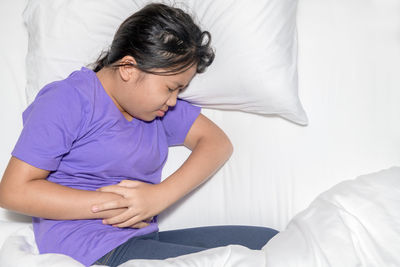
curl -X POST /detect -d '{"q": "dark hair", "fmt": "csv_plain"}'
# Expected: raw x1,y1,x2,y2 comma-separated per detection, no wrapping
92,3,214,75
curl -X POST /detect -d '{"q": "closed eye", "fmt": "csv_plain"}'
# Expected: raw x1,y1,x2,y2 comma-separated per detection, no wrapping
168,87,182,93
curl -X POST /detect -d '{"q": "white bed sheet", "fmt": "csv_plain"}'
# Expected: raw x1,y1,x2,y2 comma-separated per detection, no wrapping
1,0,400,266
264,166,400,267
159,0,400,231
1,166,399,267
1,0,400,230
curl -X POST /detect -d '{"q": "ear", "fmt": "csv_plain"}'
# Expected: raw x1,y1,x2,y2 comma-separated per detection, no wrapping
118,56,139,82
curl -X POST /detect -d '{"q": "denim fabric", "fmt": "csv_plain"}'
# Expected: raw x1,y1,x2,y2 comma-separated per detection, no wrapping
92,225,278,267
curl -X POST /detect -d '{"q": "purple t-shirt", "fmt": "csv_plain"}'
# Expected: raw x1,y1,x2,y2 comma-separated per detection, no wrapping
12,67,201,266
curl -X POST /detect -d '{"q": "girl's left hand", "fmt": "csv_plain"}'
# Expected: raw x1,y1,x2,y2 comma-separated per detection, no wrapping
91,180,167,228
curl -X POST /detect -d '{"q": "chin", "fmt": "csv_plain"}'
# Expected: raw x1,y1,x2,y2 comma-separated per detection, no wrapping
133,112,155,122
142,115,157,122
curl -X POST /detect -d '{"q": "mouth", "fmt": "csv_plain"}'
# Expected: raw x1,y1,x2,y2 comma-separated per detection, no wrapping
156,106,168,117
157,109,167,117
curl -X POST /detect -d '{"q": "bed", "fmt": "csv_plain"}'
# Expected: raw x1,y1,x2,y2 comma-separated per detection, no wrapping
0,0,399,266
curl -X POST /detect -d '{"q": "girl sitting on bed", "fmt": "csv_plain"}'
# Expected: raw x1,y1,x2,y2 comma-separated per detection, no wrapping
0,3,278,267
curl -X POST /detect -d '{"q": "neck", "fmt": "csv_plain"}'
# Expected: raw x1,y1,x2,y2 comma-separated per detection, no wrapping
96,68,124,113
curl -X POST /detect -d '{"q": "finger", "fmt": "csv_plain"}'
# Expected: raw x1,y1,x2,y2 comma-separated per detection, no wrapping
114,217,149,228
128,222,150,229
97,185,128,196
118,180,141,188
92,199,128,213
103,209,138,225
144,217,154,223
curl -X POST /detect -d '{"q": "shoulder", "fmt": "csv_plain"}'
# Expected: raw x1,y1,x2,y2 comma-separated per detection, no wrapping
160,99,201,146
23,68,99,132
166,99,201,115
161,99,201,125
32,67,97,112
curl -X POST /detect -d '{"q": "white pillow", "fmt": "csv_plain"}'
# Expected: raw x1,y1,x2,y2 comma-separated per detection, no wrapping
24,0,308,125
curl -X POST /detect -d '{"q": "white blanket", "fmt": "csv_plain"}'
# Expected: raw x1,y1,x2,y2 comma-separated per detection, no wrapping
264,166,400,267
1,166,399,267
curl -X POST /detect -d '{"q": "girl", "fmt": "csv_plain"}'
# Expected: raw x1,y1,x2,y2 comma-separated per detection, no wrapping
0,3,278,267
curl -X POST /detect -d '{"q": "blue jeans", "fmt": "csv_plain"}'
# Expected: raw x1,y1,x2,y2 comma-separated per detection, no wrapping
92,225,278,266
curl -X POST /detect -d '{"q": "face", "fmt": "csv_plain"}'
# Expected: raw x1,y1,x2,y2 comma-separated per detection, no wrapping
114,64,197,122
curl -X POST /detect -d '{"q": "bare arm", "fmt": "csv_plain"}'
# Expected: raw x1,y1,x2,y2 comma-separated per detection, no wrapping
0,157,125,220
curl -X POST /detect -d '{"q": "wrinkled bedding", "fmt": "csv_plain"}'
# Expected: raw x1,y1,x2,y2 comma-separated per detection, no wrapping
1,166,399,267
264,166,400,267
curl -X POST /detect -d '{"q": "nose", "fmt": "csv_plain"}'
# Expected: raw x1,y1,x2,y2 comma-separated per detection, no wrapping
166,90,178,107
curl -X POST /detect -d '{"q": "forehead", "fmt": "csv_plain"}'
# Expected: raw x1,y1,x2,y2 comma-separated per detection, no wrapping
152,64,197,85
172,65,197,83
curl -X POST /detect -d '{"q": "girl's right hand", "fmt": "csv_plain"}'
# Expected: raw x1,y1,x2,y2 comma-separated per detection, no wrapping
92,180,167,228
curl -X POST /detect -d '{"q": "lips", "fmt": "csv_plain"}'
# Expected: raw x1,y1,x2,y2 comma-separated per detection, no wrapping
157,109,166,117
156,107,168,117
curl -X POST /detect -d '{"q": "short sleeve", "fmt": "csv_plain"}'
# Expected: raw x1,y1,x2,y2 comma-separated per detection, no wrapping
161,99,201,146
12,81,87,171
